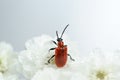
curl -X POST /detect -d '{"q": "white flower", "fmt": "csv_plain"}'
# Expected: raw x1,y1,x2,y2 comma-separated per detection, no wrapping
31,62,87,80
31,67,72,80
18,35,56,79
79,49,120,80
0,42,20,80
18,35,79,80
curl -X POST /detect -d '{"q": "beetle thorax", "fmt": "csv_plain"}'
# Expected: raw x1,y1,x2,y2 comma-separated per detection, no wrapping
58,41,64,47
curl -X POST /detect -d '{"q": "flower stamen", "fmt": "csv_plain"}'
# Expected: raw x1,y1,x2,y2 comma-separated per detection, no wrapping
96,70,107,80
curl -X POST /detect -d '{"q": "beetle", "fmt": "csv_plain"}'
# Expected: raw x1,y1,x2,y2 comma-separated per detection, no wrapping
48,24,75,67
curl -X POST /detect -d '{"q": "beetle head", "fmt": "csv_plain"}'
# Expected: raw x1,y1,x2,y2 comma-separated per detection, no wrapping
56,24,69,42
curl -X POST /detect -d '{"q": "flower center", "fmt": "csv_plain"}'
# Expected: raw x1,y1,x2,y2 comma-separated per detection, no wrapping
0,58,8,73
96,70,107,80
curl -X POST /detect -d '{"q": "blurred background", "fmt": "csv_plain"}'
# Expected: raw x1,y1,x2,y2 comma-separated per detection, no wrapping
0,0,120,54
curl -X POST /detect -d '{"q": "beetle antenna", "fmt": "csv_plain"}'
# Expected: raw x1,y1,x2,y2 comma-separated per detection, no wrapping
60,24,69,38
56,31,59,39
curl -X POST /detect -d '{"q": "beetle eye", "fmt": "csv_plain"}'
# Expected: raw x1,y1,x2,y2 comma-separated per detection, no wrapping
57,38,59,41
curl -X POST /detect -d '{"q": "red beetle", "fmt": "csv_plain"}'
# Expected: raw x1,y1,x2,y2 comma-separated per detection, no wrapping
48,24,75,67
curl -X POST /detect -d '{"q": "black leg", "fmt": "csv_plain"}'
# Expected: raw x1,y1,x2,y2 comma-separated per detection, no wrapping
64,45,67,47
52,40,57,45
49,48,56,52
48,55,55,63
68,54,75,61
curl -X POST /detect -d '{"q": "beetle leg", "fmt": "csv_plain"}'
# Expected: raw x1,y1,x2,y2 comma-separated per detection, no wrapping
52,40,57,45
67,54,75,61
48,55,55,63
49,48,56,52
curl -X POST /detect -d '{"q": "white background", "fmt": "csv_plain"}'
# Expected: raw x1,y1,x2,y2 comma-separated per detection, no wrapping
0,0,120,53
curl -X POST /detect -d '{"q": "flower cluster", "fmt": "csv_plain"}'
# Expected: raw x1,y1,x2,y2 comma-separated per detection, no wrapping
0,42,20,80
0,35,120,80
